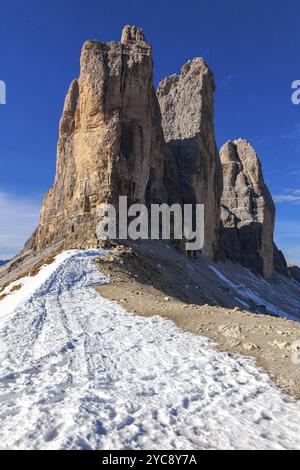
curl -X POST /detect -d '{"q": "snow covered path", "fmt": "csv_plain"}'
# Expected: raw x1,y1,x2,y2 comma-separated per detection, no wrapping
0,250,300,450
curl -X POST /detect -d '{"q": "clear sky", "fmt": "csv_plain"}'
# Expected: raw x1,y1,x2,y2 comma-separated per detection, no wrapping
0,0,299,263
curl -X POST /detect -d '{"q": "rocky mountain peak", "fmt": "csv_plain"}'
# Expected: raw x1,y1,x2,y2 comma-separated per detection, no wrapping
219,139,276,278
19,26,291,281
157,57,215,141
24,25,172,253
157,57,221,259
121,25,147,44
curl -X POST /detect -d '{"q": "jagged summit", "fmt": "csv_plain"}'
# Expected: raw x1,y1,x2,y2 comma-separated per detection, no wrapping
23,25,173,254
158,58,213,96
121,25,147,44
180,57,213,82
0,25,290,283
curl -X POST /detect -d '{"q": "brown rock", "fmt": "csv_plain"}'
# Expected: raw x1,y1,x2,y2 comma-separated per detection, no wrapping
157,58,222,259
243,342,260,352
120,25,147,44
219,139,275,278
25,26,176,253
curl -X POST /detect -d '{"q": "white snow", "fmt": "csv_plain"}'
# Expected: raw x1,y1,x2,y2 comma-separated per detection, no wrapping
1,250,300,450
209,265,296,320
209,265,242,289
0,251,82,324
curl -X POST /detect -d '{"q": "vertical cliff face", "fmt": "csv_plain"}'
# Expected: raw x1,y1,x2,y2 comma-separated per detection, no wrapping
21,25,292,280
26,26,174,252
219,139,276,278
157,59,222,259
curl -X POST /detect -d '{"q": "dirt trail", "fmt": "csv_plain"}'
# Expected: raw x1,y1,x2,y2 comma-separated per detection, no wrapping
96,245,300,398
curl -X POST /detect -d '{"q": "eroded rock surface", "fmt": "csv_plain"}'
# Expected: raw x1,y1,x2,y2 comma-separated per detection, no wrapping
18,26,296,281
157,58,222,259
219,139,276,278
25,26,176,253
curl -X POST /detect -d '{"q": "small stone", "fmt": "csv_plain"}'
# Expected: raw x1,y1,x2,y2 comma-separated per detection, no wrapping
273,340,291,350
218,324,243,339
228,340,242,348
289,342,300,353
243,343,260,352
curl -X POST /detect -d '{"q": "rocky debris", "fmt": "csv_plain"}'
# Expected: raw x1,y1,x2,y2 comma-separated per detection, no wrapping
271,339,293,351
25,26,177,253
289,265,300,283
157,58,222,259
219,139,276,278
243,342,260,352
218,324,244,339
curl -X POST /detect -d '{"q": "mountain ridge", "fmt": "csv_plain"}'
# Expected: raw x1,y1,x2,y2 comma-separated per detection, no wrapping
1,25,299,302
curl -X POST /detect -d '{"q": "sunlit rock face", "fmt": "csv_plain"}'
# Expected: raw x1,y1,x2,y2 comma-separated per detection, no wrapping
219,139,276,278
22,26,289,280
25,26,177,252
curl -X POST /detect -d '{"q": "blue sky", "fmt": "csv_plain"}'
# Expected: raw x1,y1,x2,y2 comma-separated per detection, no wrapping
0,0,299,263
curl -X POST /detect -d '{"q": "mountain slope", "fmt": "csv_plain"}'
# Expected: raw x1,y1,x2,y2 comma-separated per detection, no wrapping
0,250,300,450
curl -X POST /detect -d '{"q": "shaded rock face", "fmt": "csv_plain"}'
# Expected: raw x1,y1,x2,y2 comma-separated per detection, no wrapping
219,139,276,278
289,265,300,283
157,59,222,259
273,245,289,277
25,26,176,252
